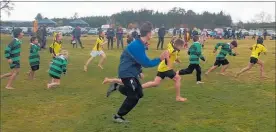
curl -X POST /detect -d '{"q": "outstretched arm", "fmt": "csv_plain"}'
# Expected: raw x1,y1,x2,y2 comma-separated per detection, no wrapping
128,43,161,68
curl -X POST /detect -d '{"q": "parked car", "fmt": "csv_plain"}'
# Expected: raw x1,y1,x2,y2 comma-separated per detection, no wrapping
88,28,98,35
154,28,159,33
122,28,127,34
240,29,249,36
101,24,110,33
19,27,28,33
0,27,11,34
56,26,73,36
267,30,275,36
205,29,212,35
168,28,174,35
249,30,256,36
80,27,88,34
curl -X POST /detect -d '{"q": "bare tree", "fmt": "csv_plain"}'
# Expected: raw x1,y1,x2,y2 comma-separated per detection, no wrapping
265,14,272,23
254,11,272,23
72,12,79,19
0,0,14,16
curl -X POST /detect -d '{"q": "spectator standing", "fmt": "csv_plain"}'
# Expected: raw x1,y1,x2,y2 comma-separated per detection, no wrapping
72,26,84,49
40,25,47,49
116,26,124,49
106,25,115,50
157,25,166,50
173,27,177,36
232,29,236,39
263,29,267,40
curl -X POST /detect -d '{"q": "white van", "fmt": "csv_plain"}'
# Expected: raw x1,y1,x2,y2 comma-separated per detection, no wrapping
56,26,73,35
101,24,110,33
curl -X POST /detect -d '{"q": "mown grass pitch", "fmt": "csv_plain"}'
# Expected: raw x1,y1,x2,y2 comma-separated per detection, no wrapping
1,34,275,132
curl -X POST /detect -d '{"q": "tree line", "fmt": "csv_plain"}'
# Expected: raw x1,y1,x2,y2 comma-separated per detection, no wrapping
1,5,274,30
50,7,232,29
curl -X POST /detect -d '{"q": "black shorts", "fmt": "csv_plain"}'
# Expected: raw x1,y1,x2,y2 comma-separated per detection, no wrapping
31,65,39,71
250,57,258,64
10,62,20,69
214,59,229,67
156,70,176,79
49,73,60,79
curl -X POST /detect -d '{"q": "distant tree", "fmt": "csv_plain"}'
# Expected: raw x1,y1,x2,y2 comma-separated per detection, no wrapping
35,13,43,20
72,12,79,19
265,14,272,23
0,0,14,16
237,20,244,28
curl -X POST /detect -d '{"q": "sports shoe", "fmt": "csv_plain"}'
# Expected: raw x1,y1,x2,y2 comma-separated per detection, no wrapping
113,115,129,123
196,81,204,84
106,83,118,97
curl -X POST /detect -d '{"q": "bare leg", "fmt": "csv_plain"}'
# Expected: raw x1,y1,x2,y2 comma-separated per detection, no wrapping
98,53,106,69
6,68,19,89
205,65,218,75
257,60,267,78
142,76,162,89
220,64,229,75
47,79,60,89
236,63,254,77
1,72,12,79
29,70,35,80
102,77,123,85
84,56,94,72
173,74,187,102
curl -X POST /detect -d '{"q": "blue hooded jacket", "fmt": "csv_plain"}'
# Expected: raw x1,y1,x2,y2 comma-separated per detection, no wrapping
118,39,161,78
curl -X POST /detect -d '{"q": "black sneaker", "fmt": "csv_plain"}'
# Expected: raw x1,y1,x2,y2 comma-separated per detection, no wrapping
106,83,118,97
113,115,129,123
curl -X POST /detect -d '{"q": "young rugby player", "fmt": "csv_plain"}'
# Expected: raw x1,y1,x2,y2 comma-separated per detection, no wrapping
205,41,238,75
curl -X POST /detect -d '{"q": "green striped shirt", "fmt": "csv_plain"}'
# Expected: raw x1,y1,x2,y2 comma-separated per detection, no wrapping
29,43,40,66
4,38,22,68
215,43,236,60
188,42,205,64
49,55,68,78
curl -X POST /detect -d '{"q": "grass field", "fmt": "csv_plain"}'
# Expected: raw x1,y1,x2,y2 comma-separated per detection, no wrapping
1,34,275,132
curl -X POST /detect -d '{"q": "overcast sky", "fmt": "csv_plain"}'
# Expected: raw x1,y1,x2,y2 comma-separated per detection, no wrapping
1,0,275,23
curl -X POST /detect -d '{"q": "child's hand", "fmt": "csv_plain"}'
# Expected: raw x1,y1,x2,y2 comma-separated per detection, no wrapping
139,73,144,80
175,59,181,64
7,59,13,64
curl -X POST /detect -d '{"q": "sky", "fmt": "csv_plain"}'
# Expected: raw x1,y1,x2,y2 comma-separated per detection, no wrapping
1,0,275,23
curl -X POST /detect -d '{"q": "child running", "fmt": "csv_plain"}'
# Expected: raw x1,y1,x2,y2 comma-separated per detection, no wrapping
28,36,41,80
49,32,62,58
1,28,24,89
47,50,69,89
105,21,169,123
84,31,107,71
205,40,238,75
236,37,267,78
141,38,186,102
103,38,187,102
178,35,205,84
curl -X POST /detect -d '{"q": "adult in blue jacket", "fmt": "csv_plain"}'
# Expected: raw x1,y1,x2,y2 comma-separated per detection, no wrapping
106,21,169,123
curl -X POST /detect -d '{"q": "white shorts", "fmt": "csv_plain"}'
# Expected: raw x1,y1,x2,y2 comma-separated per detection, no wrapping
90,50,104,57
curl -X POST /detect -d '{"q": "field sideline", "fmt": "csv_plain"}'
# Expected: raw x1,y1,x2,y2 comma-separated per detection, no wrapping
1,34,275,132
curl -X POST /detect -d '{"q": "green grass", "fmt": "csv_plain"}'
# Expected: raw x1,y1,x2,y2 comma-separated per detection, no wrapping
1,34,275,132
